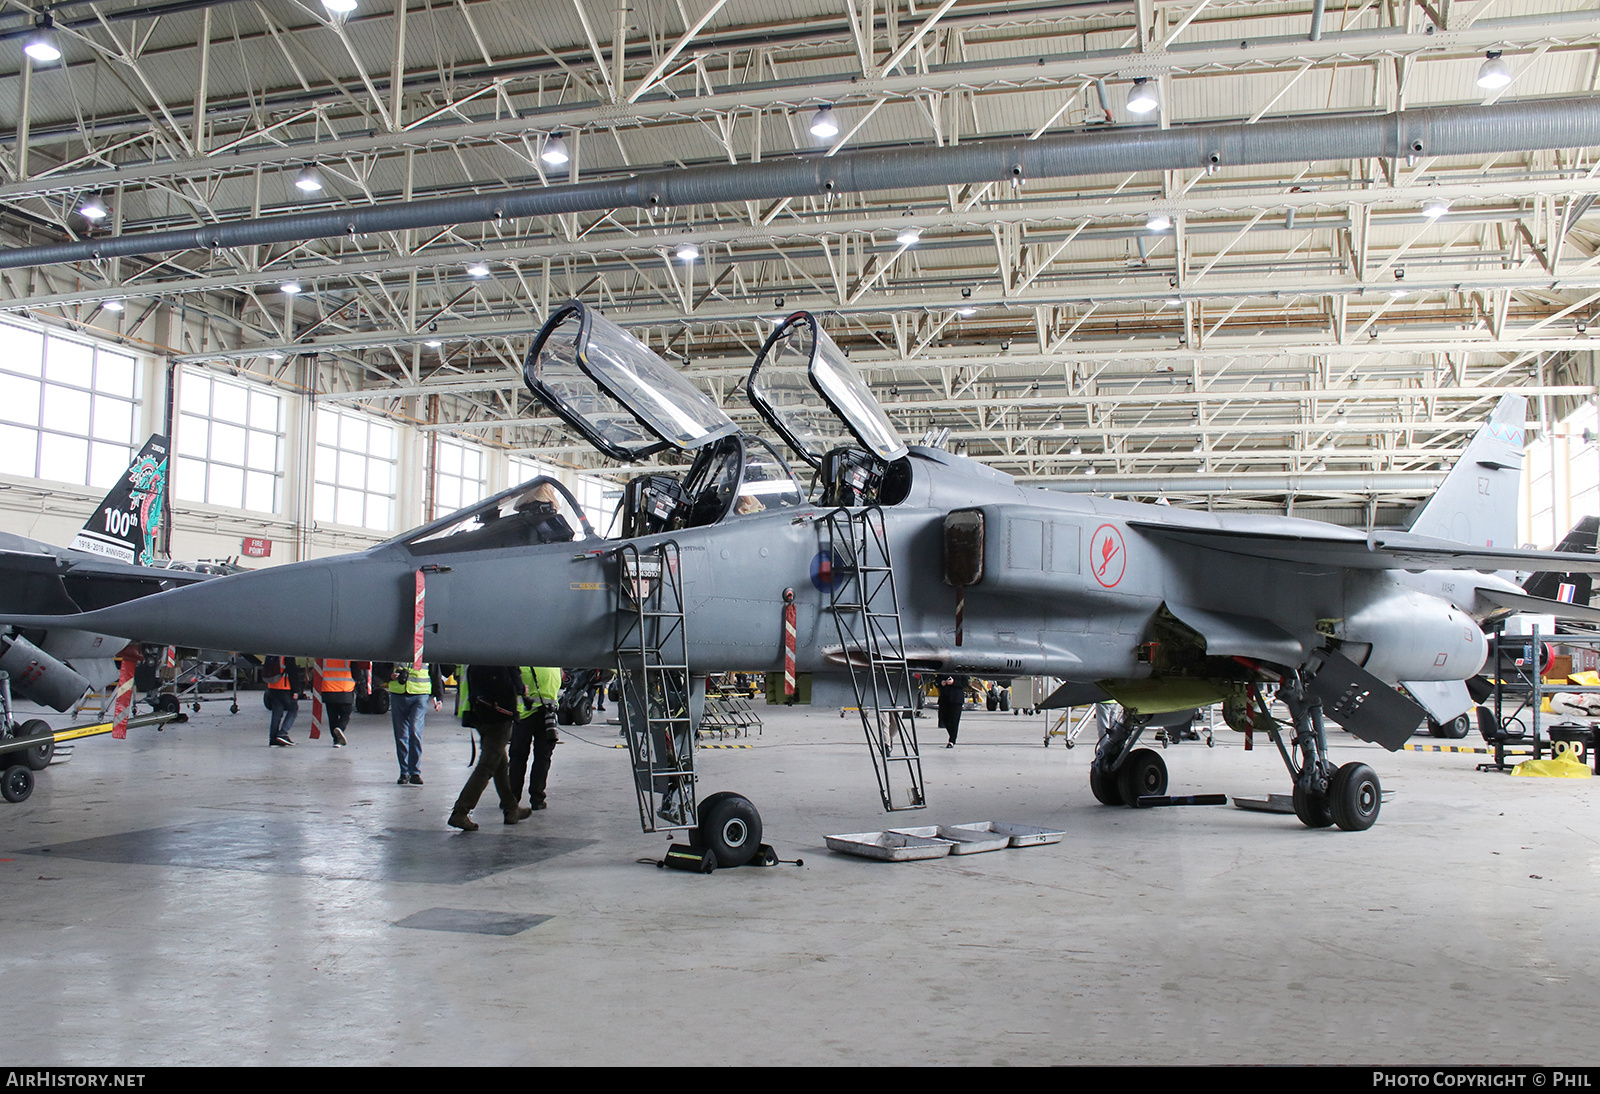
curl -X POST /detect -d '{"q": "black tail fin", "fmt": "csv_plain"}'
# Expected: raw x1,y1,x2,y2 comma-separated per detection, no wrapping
1521,515,1600,603
67,435,169,566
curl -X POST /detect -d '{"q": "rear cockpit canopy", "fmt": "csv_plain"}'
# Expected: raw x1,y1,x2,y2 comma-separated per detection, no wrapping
748,312,911,506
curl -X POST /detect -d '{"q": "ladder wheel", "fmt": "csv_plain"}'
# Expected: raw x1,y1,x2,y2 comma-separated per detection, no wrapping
696,793,762,868
16,719,53,771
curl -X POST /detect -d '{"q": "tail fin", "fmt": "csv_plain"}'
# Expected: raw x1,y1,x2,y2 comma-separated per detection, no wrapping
1521,515,1599,603
68,435,170,566
1407,394,1526,548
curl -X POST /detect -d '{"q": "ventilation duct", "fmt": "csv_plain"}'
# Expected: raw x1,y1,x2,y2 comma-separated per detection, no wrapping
4,96,1598,270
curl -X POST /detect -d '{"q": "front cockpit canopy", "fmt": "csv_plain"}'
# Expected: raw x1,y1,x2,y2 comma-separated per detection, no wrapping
401,475,595,557
525,301,739,462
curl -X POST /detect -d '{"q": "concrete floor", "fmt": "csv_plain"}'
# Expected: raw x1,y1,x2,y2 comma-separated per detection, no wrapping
2,696,1596,1066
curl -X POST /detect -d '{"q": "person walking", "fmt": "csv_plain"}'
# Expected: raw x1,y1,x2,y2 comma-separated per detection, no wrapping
938,674,970,747
319,658,357,747
263,655,305,747
449,664,531,831
389,662,442,784
508,667,562,811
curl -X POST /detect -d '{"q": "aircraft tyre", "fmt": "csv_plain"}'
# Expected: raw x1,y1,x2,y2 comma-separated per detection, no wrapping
1088,765,1124,806
1116,748,1167,806
1431,714,1470,739
1292,783,1335,828
1329,763,1381,831
16,718,53,771
2,764,33,803
696,793,762,867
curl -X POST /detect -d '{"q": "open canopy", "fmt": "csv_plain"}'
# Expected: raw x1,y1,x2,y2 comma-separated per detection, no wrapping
746,312,908,470
525,301,738,462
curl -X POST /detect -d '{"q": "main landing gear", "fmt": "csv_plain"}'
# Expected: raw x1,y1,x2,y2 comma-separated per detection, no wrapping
1226,678,1381,832
1088,712,1168,807
1088,678,1383,831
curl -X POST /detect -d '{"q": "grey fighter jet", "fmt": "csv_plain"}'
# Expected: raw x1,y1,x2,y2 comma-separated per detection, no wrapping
30,306,1600,860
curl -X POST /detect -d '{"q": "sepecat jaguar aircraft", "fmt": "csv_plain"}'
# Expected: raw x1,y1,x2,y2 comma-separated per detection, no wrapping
27,305,1600,862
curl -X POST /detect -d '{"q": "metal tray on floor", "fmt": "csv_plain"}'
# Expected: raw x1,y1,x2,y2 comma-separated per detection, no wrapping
888,824,1010,855
948,820,1065,847
824,830,954,861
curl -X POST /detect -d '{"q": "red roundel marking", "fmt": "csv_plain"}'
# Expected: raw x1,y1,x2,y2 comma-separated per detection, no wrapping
1090,524,1126,588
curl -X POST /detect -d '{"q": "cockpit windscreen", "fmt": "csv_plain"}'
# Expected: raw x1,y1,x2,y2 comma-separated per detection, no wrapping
400,476,595,556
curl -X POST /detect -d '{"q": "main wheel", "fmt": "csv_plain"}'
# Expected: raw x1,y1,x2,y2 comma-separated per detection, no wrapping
16,719,53,771
1116,747,1168,806
1329,763,1381,831
2,764,33,803
156,693,180,715
1292,782,1335,828
1088,764,1124,805
1441,714,1470,739
695,793,762,867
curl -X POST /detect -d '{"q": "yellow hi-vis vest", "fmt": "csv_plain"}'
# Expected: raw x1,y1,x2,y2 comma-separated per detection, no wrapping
516,667,562,718
387,665,433,695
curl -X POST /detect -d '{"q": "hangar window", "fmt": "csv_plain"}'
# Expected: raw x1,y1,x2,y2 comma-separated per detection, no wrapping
433,436,487,516
0,320,140,489
174,369,283,513
314,407,397,531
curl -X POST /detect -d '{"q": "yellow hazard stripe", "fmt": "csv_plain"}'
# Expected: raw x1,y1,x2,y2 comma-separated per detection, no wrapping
51,721,119,743
1403,743,1536,756
698,743,755,749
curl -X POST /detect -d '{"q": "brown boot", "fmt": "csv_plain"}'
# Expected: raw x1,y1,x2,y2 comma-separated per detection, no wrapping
504,806,533,825
448,810,479,832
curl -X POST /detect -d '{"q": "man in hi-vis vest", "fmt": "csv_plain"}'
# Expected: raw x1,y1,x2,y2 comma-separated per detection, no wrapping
388,663,442,784
509,667,562,811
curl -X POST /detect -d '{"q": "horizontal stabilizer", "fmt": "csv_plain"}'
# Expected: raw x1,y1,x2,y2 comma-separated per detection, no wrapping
1478,587,1600,625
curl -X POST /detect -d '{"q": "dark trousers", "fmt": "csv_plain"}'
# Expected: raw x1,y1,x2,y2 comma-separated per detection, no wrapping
509,715,556,806
452,718,515,815
939,695,963,744
323,696,354,733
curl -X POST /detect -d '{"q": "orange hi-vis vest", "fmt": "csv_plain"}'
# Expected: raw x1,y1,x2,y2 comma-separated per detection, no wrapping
320,659,356,693
266,658,292,690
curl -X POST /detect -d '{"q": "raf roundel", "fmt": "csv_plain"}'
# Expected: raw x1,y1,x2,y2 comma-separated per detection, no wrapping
1090,524,1126,588
810,548,836,592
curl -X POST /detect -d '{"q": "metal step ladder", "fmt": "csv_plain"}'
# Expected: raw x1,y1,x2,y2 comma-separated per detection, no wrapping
613,541,698,833
825,506,926,811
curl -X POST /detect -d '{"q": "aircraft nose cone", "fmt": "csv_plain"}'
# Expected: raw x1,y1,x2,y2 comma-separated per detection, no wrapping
82,555,416,660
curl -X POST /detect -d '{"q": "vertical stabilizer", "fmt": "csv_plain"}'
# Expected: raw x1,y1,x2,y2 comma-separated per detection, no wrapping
1521,516,1600,602
68,435,170,566
1407,395,1526,548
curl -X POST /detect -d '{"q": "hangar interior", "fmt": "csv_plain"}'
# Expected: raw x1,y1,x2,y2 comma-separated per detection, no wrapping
2,0,1600,1068
0,0,1595,557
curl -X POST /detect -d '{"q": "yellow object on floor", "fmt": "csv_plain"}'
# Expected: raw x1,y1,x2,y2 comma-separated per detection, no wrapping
1513,739,1593,778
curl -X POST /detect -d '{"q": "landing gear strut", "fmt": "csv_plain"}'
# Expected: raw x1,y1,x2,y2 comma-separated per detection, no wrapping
1088,711,1168,807
1251,677,1382,832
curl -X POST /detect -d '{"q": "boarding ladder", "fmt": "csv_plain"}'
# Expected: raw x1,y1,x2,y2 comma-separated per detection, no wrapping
825,506,926,811
613,541,698,833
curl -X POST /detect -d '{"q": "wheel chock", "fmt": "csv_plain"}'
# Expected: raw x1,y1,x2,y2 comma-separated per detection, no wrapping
662,844,718,873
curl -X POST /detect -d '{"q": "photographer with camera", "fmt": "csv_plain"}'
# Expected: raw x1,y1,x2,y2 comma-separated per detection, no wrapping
389,661,443,785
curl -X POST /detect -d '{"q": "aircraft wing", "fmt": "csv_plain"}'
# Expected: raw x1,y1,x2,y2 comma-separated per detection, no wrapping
0,549,208,619
1128,521,1600,574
